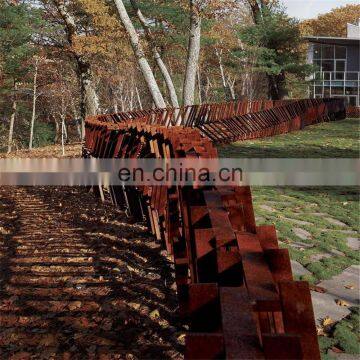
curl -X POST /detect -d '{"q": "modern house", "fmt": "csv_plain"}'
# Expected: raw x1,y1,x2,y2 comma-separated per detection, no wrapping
305,21,359,106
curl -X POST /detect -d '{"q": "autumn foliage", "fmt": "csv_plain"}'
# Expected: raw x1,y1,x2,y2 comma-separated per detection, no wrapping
301,4,360,37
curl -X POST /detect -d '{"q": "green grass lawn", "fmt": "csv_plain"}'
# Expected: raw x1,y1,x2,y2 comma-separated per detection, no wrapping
218,118,359,158
218,118,360,357
251,186,359,283
218,118,359,283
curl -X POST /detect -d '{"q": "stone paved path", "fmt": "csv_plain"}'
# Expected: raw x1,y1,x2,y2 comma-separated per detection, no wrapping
311,265,360,325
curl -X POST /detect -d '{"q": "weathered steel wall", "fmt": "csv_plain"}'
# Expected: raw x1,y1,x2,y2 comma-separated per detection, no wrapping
84,98,345,359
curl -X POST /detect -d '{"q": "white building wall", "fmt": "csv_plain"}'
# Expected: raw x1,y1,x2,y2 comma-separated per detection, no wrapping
347,21,360,39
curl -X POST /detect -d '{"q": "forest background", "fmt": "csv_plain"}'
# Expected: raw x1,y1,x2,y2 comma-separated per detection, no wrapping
0,0,359,152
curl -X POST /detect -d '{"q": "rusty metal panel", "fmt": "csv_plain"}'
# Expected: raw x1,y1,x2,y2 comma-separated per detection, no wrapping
279,281,321,360
81,98,341,359
220,287,265,359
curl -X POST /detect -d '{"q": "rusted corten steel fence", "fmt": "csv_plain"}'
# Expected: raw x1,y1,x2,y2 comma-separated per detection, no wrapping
346,106,360,119
91,98,346,144
93,99,294,127
84,98,345,359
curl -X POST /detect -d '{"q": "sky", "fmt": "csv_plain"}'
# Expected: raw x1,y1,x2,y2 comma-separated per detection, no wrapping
282,0,359,20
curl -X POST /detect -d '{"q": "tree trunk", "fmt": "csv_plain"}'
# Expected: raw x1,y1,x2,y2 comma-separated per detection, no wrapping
52,0,99,140
61,115,66,156
215,47,236,101
227,77,236,101
205,76,211,103
70,97,82,140
215,47,231,101
54,116,60,144
7,81,17,154
77,56,100,137
130,0,179,108
114,102,119,113
183,0,202,106
135,86,143,110
197,66,202,105
29,58,39,150
267,71,286,100
113,0,166,108
60,96,66,156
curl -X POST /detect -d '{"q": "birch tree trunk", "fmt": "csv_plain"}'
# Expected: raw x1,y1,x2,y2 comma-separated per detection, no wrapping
114,103,119,113
183,0,202,106
113,0,166,109
227,78,236,100
29,57,39,150
135,86,143,110
129,0,179,108
215,48,236,101
70,97,82,140
54,116,60,144
61,115,66,156
7,81,17,154
52,0,99,140
197,67,202,105
215,48,228,99
60,97,66,156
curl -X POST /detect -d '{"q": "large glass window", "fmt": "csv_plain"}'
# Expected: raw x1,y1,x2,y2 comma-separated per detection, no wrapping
322,60,334,72
346,73,358,80
322,45,334,59
332,85,344,95
315,86,323,95
348,97,357,106
313,60,321,71
310,42,358,105
335,60,346,79
345,86,358,95
311,44,347,73
335,60,345,72
345,81,358,87
335,46,346,59
313,44,322,59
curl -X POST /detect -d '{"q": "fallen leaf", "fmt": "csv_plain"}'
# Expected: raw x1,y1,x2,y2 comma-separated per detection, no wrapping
316,326,325,336
331,346,344,353
345,284,355,290
149,309,160,320
96,336,116,346
9,352,31,360
68,301,82,310
100,319,113,331
335,299,349,307
177,333,186,344
0,226,10,235
322,317,335,327
128,302,141,310
310,285,326,293
39,334,56,346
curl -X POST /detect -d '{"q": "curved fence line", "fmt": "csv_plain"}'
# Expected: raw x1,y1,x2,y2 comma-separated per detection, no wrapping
88,98,346,144
346,106,360,118
83,98,346,359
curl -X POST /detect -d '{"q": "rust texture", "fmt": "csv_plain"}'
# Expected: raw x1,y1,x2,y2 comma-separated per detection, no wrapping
84,98,345,359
